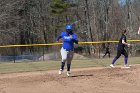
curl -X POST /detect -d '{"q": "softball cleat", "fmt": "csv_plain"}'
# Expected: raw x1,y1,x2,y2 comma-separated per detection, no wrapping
110,64,115,68
122,65,130,68
67,71,70,77
59,69,63,75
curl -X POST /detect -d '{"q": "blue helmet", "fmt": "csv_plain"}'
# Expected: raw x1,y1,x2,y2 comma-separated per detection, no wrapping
65,24,72,30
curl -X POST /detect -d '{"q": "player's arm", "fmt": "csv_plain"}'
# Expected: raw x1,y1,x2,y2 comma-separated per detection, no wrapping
70,34,78,44
122,39,130,47
56,33,63,42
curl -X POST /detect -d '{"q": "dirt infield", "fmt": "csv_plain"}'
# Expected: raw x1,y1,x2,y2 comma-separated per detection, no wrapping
0,65,140,93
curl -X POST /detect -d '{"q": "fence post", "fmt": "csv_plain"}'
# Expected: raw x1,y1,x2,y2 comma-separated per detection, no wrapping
43,46,45,61
14,47,16,63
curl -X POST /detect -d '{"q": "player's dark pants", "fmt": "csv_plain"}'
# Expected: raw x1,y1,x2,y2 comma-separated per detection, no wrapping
103,51,110,58
112,46,128,65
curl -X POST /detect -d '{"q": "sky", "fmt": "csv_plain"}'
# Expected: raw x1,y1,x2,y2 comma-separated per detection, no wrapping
118,0,134,6
118,0,127,6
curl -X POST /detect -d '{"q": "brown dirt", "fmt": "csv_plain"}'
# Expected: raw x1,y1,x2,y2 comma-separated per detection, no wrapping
0,65,140,93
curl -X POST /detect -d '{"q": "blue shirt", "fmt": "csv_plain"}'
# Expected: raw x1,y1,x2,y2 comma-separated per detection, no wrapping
57,31,78,51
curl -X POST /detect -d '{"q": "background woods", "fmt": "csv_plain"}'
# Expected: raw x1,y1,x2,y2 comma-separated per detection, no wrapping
0,0,139,56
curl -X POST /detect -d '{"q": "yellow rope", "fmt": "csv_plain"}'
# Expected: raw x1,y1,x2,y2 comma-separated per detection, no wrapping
0,40,140,48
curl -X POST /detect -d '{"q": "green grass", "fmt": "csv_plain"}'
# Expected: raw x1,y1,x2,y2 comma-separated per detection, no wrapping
0,57,139,74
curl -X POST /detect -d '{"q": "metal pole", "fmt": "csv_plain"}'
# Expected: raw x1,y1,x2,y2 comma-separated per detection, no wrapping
14,47,16,63
43,46,45,61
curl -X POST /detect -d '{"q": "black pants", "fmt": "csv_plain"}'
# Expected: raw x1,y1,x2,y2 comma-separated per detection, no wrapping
116,46,128,59
103,51,110,58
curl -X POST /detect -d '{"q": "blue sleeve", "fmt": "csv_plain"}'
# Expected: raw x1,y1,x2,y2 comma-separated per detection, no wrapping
72,34,78,44
56,32,63,41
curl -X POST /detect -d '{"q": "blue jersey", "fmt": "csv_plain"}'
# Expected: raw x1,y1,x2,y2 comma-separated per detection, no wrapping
57,31,78,51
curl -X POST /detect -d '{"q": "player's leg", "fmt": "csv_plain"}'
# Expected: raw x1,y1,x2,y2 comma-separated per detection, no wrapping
110,49,121,67
59,48,68,74
122,50,130,68
66,51,74,76
123,50,128,65
103,52,107,58
107,52,110,58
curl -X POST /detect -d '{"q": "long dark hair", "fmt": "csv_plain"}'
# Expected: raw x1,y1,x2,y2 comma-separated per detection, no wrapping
122,29,127,34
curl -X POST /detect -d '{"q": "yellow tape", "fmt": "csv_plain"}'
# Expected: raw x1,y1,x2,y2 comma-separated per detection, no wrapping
0,40,140,48
79,40,140,44
0,43,63,48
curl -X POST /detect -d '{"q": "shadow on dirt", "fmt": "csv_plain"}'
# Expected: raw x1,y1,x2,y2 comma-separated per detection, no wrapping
70,74,93,77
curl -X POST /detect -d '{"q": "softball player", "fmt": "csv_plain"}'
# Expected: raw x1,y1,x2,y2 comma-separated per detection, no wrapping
103,43,111,58
57,24,78,76
110,29,131,68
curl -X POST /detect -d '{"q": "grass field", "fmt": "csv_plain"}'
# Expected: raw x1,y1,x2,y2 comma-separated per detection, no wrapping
0,57,139,74
0,57,140,93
